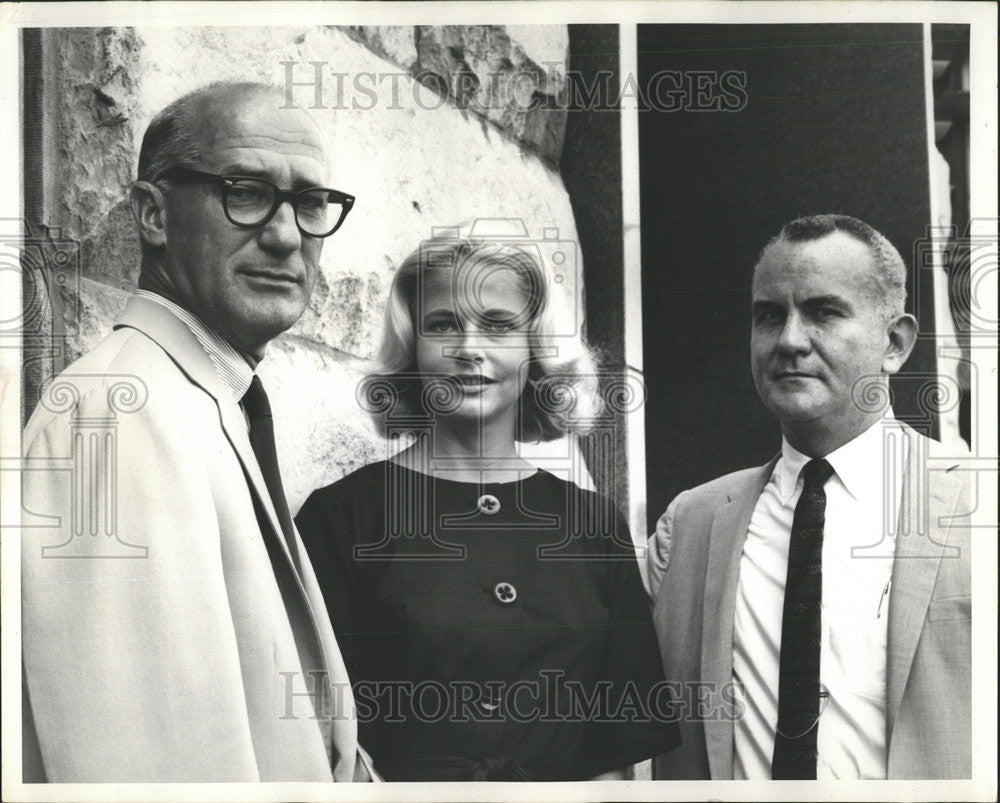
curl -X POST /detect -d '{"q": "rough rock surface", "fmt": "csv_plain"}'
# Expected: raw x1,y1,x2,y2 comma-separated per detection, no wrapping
26,24,582,490
61,277,129,364
411,25,569,162
259,333,390,513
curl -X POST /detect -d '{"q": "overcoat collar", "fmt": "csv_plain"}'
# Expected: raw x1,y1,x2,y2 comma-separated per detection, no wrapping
115,296,291,570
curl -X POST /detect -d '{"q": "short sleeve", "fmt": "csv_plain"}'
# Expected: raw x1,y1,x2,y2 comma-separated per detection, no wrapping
578,508,681,776
647,491,684,601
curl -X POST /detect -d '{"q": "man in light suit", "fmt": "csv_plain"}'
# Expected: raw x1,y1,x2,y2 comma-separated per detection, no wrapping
648,214,971,780
21,82,372,782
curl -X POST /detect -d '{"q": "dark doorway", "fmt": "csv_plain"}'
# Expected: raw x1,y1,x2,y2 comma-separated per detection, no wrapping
637,24,938,527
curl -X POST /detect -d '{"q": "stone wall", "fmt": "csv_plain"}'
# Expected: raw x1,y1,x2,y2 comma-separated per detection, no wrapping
28,25,582,511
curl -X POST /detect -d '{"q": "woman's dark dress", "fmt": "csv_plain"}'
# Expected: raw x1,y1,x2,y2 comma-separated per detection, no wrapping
296,461,679,781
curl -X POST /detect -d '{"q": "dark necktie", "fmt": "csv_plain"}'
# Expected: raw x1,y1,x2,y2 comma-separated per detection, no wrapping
241,375,337,762
242,374,301,574
771,457,835,780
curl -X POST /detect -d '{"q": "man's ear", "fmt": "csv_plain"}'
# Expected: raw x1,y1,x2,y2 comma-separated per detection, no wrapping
882,312,918,374
130,181,168,248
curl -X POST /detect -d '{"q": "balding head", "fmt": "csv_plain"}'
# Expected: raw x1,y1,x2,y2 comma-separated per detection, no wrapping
130,82,333,358
136,82,320,185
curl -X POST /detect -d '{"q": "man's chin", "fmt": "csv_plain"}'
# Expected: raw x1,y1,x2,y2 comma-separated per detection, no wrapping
763,393,827,424
223,309,306,355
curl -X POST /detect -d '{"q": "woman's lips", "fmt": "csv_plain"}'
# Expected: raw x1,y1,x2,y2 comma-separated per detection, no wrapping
452,375,494,386
450,375,496,395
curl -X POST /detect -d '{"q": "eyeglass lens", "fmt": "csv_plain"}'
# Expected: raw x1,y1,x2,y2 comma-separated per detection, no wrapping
224,179,345,236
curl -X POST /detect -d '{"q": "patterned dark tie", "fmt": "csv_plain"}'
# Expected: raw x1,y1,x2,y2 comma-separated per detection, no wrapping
242,374,302,574
771,457,835,780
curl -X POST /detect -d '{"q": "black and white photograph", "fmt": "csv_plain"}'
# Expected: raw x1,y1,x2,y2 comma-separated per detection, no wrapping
1,2,996,801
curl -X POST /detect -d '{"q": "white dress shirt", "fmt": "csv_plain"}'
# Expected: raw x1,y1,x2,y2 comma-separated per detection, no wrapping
733,414,906,779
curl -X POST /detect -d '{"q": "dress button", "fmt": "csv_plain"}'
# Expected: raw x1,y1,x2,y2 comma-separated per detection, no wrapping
494,582,517,604
477,494,501,515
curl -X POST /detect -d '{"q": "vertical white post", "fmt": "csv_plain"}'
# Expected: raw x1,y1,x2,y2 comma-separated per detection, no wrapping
620,23,652,782
619,23,647,560
922,23,964,447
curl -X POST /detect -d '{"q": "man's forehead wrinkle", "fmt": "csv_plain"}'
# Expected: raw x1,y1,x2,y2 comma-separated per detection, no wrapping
199,91,323,144
205,131,326,155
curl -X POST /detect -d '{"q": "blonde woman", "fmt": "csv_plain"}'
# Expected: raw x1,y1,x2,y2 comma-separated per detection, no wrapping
297,237,677,781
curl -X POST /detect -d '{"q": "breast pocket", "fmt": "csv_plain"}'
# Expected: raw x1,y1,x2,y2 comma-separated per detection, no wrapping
825,589,888,704
928,596,971,623
833,627,888,703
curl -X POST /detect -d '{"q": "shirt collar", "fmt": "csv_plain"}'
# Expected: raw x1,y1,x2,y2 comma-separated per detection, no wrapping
135,290,255,404
775,411,900,503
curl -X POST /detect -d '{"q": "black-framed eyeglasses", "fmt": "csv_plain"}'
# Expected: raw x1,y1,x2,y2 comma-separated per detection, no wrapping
161,166,355,238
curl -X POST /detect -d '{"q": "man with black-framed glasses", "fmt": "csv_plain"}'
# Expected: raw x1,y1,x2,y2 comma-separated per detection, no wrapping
159,166,355,239
22,81,374,783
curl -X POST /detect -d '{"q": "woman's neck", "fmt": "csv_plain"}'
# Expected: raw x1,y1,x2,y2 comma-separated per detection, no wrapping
391,423,536,483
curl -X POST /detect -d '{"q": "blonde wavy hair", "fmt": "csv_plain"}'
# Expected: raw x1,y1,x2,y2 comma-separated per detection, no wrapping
362,236,601,442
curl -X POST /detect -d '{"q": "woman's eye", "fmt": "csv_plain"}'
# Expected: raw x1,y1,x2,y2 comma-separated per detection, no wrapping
427,321,457,334
484,320,514,333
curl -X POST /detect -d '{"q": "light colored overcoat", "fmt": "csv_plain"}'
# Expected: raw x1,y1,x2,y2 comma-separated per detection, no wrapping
21,295,358,782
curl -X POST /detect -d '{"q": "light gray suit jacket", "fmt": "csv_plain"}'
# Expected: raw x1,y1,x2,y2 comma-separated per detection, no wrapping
647,425,971,779
22,295,359,782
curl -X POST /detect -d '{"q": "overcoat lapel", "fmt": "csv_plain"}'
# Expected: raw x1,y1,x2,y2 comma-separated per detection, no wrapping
702,457,778,779
115,297,341,762
116,297,292,569
215,394,345,765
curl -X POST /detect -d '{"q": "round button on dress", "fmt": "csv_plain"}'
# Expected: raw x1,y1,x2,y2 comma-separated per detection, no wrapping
493,582,517,604
477,494,501,515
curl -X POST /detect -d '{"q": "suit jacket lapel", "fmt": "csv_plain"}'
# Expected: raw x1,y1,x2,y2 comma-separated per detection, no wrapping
702,457,778,780
885,428,962,742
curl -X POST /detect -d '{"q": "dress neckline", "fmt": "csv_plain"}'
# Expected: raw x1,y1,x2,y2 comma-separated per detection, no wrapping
386,459,544,488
